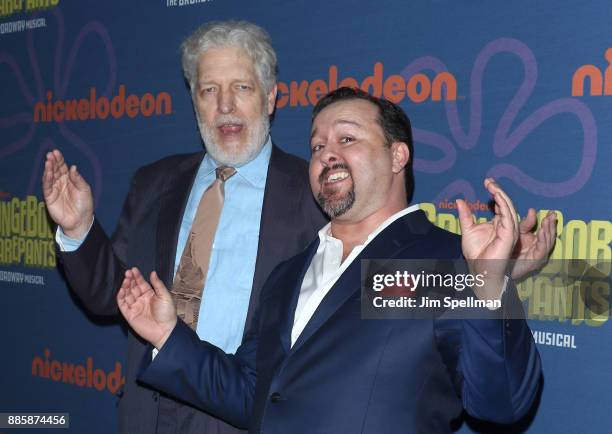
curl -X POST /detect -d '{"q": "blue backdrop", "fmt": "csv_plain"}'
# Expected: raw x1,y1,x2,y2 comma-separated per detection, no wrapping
1,1,610,433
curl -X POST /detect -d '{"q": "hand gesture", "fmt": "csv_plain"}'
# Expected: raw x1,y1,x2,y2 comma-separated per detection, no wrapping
511,209,557,279
457,178,519,298
117,268,177,349
42,149,94,239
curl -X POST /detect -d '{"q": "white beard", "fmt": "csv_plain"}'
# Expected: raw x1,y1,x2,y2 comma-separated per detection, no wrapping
197,112,270,167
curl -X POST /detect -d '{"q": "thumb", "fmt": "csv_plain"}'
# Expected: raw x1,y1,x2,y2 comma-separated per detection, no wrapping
150,271,170,299
69,165,91,192
519,208,536,234
456,199,475,233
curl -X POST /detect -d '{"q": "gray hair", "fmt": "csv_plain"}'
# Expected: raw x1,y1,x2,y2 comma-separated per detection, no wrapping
181,21,278,94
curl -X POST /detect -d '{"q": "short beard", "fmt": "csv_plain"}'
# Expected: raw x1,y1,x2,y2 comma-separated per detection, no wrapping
317,189,355,218
197,112,270,167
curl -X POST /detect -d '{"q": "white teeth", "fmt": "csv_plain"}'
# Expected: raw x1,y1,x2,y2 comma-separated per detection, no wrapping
328,171,349,182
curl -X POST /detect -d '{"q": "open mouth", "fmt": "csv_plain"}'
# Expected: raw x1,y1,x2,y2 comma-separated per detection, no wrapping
325,170,350,184
218,123,244,135
320,164,352,186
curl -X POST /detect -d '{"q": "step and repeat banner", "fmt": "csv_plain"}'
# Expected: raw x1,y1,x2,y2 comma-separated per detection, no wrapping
1,1,610,433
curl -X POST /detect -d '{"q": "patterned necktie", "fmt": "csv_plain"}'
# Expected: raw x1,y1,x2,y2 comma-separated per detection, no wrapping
171,166,236,330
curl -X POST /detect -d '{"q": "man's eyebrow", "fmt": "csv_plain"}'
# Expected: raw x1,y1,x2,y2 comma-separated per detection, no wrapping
310,118,363,140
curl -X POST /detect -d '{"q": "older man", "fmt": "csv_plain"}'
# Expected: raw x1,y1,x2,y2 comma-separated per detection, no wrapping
42,22,326,434
116,87,555,433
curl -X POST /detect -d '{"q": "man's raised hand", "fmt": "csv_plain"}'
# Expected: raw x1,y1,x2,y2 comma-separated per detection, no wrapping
457,178,519,299
42,149,94,239
511,209,557,279
117,268,177,350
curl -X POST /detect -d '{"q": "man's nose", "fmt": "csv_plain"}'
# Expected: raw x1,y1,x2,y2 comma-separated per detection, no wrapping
217,89,235,114
320,144,341,167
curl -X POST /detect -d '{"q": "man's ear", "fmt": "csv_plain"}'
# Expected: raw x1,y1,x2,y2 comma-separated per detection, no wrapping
267,84,278,115
391,141,410,173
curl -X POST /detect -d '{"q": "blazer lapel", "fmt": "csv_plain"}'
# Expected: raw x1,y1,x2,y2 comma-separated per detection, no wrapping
155,152,204,285
275,239,320,354
289,210,434,355
245,145,313,331
251,145,292,297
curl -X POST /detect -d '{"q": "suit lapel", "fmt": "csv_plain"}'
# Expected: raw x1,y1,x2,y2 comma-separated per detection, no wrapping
252,145,292,294
155,153,204,285
276,239,320,354
245,145,312,331
288,210,434,355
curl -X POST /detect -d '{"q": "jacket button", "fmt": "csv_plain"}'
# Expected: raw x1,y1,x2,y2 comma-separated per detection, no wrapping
152,392,159,402
270,392,282,403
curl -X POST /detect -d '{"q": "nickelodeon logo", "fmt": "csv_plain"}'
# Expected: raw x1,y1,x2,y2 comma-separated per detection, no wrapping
32,349,125,395
276,62,456,108
33,85,172,123
571,48,612,96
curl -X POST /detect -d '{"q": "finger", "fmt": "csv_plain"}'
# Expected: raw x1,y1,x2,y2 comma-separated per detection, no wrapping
131,267,144,282
485,178,518,229
519,208,537,234
119,275,131,293
53,150,69,177
68,165,91,192
124,268,134,279
122,269,136,290
42,159,56,198
132,267,153,293
117,286,126,304
123,271,145,298
533,218,548,257
544,213,557,252
456,199,475,233
52,149,64,162
150,271,170,297
117,290,129,314
492,192,517,238
124,291,136,306
546,211,558,235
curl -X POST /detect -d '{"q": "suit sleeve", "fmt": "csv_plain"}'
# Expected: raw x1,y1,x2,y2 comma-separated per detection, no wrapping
458,281,542,423
137,319,258,429
55,171,142,316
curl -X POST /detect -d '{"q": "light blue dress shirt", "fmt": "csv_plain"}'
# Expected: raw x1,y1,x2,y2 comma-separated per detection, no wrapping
57,138,271,354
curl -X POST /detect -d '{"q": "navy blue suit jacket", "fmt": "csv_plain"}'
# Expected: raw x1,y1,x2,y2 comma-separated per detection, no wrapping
139,210,542,434
57,145,327,434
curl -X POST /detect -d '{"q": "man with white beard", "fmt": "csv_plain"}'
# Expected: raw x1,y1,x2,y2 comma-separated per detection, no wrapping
42,21,326,434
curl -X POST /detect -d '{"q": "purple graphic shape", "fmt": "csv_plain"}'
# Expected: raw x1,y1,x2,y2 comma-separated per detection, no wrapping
0,53,36,105
0,113,35,159
400,37,597,199
413,128,456,173
488,39,537,157
432,179,477,205
488,98,597,197
0,7,115,205
60,21,117,98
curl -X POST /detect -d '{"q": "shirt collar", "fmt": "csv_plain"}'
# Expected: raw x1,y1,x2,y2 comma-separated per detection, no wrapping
317,203,421,246
200,136,272,188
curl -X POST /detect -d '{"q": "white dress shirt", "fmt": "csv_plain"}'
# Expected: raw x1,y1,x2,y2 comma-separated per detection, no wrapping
291,204,420,347
291,204,506,347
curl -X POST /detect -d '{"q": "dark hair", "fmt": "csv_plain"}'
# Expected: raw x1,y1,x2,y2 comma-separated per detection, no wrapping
312,87,415,201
